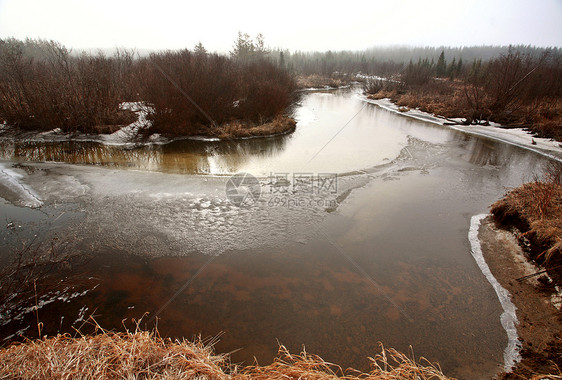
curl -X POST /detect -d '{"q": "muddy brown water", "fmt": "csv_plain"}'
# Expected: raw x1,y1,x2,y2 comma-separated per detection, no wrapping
0,88,552,379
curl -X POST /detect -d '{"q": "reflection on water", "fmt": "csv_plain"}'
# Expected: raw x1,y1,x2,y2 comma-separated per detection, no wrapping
0,89,413,175
0,136,291,175
1,89,542,178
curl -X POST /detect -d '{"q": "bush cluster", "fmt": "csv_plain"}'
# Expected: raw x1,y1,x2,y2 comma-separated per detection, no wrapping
0,38,296,136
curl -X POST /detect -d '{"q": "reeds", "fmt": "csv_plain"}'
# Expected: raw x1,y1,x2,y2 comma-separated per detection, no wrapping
0,318,453,380
237,344,451,380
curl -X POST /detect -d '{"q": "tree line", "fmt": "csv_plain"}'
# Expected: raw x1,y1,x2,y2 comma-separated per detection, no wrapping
1,34,560,137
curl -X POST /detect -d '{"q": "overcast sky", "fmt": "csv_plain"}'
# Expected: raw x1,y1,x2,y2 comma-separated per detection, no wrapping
0,0,561,52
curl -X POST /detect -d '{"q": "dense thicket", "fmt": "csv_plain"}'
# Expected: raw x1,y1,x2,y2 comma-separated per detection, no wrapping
140,49,295,135
0,37,296,135
0,38,136,132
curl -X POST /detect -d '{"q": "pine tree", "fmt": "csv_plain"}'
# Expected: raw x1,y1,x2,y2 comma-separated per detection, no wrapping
456,58,463,77
436,50,446,77
447,57,457,79
194,42,207,56
230,32,254,62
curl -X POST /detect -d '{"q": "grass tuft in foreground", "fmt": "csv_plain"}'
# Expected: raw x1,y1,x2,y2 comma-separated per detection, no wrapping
0,318,453,379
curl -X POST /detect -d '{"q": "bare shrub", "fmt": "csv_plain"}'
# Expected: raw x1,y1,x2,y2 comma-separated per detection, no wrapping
402,61,432,87
0,37,296,137
139,51,295,136
363,79,385,94
0,38,137,133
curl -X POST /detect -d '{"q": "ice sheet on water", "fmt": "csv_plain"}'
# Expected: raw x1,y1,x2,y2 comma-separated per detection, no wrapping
0,162,43,208
17,162,370,257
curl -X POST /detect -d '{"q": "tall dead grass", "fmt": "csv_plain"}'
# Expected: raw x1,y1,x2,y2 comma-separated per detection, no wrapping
0,318,453,380
491,163,562,264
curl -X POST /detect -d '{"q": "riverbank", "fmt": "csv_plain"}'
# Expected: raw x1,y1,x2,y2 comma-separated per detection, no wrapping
360,94,562,162
295,74,356,89
0,102,297,146
0,324,451,379
364,72,562,142
478,216,562,379
197,115,296,140
482,174,562,378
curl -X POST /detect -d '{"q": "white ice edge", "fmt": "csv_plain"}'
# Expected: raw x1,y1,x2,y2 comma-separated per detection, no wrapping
0,162,43,208
358,94,562,163
469,214,521,372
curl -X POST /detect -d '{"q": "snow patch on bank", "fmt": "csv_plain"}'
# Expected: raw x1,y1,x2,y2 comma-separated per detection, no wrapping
100,102,152,144
360,94,562,162
0,163,43,208
469,214,521,372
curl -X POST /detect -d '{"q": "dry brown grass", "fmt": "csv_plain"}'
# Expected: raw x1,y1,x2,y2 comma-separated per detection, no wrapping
365,76,562,139
491,167,562,264
0,318,453,380
366,80,470,119
238,345,451,380
212,115,296,140
0,328,227,379
296,74,351,89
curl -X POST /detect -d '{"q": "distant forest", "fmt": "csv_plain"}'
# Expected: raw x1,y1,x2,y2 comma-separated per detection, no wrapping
269,45,560,76
4,34,559,77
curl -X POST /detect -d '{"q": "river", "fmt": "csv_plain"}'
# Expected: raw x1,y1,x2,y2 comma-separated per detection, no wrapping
0,87,552,379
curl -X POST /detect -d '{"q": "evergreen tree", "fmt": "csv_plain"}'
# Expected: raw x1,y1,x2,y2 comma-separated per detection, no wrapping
436,50,447,77
194,42,207,56
447,57,457,79
456,58,463,77
230,32,269,63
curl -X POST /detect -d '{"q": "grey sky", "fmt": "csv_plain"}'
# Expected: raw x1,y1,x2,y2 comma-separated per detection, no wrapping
0,0,561,52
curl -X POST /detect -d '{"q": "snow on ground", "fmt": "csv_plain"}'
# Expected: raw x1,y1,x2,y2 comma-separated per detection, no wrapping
0,102,172,147
359,94,562,162
98,101,152,144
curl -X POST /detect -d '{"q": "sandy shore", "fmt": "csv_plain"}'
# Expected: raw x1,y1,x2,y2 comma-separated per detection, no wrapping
478,216,562,378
